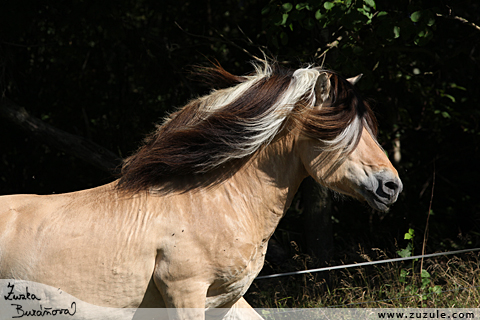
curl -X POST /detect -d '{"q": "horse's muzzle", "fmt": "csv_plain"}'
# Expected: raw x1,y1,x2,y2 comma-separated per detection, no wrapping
361,172,403,212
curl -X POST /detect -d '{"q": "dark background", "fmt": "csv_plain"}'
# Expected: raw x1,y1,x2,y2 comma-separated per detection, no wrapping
1,0,479,280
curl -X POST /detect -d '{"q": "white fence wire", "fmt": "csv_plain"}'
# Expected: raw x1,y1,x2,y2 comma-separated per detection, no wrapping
255,247,480,280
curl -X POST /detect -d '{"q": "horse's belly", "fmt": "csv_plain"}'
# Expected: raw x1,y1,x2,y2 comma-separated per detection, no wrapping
2,245,155,308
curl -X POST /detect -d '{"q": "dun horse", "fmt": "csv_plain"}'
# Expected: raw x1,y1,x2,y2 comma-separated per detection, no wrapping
0,62,402,319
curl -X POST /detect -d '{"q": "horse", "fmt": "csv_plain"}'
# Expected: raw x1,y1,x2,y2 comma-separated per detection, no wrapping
0,61,402,319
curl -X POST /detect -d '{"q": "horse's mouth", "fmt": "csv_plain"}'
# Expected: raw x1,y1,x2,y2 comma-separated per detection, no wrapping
368,197,391,212
358,188,393,212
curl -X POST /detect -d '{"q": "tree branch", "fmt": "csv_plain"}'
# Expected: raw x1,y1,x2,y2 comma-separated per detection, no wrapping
436,13,480,32
0,98,122,173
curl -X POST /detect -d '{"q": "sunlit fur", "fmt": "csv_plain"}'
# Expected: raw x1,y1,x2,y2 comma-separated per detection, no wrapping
118,61,377,193
0,61,400,319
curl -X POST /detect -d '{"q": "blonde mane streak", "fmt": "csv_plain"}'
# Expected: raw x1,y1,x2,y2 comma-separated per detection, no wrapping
118,62,318,192
162,62,283,129
117,61,376,193
197,60,280,117
198,75,263,114
316,116,368,179
241,67,321,143
201,63,323,163
321,115,362,152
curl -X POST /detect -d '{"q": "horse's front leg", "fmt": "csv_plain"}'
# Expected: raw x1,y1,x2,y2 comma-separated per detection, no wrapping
154,275,208,320
207,297,264,320
229,298,264,319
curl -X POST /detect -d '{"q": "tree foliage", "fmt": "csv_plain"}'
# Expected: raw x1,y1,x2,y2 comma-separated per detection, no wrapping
1,0,479,259
261,0,480,253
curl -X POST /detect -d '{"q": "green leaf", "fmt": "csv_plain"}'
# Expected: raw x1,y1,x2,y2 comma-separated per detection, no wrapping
324,2,334,10
421,269,431,288
431,285,442,294
364,0,376,9
377,11,388,18
441,93,456,103
282,3,293,13
411,11,422,23
399,269,409,283
397,248,410,257
404,228,414,240
315,9,323,20
277,13,289,26
296,3,309,10
434,110,451,118
261,6,271,15
421,269,431,278
397,243,412,258
450,83,467,91
393,26,401,38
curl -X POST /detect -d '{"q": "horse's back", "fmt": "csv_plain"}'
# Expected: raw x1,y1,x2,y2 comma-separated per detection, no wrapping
0,190,92,279
0,184,159,308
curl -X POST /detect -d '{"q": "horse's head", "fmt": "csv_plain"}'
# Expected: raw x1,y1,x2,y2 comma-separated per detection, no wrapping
118,61,402,206
295,71,402,212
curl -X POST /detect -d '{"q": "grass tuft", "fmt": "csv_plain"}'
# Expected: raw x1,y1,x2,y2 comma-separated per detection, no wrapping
246,250,480,308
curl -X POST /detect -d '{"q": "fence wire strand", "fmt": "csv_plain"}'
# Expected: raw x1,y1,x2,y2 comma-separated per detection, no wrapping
255,247,480,308
255,248,480,280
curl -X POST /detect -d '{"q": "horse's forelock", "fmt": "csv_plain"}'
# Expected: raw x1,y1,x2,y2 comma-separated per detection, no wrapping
299,72,378,158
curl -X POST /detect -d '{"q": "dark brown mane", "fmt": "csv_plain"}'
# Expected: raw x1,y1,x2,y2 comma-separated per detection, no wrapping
300,72,378,148
117,62,378,193
192,62,247,89
117,63,295,193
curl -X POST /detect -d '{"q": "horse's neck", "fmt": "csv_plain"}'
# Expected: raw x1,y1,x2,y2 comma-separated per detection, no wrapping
226,134,307,233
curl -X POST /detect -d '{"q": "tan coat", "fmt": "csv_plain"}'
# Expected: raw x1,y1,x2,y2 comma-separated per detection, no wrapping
0,64,402,319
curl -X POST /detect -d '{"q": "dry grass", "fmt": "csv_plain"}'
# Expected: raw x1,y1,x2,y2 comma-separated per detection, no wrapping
246,251,480,308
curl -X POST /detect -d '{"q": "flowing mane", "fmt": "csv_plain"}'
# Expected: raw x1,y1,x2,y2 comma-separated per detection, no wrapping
0,61,401,317
117,61,377,193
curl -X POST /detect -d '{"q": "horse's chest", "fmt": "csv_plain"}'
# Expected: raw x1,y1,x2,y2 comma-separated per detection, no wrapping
204,240,268,308
157,211,270,307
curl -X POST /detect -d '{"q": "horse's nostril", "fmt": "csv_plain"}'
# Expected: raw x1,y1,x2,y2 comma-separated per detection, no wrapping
384,181,398,191
374,176,403,203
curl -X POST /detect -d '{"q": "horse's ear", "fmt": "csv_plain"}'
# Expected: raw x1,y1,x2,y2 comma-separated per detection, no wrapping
314,72,331,104
347,74,363,85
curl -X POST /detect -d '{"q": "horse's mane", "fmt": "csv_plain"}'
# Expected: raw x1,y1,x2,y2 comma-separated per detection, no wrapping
117,61,377,193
